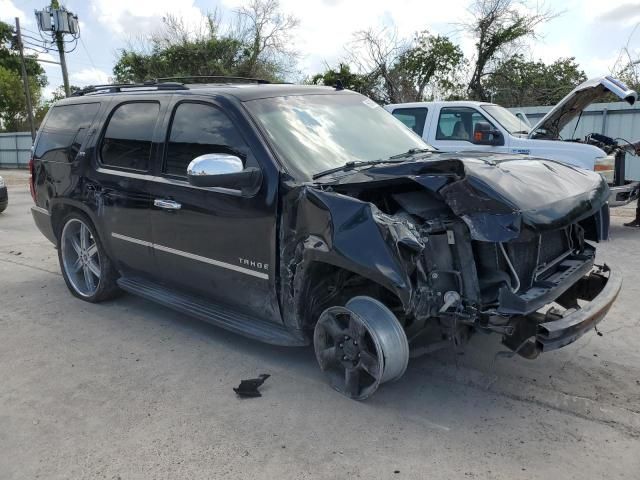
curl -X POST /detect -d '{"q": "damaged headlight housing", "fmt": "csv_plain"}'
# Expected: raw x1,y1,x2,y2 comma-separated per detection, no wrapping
594,155,615,184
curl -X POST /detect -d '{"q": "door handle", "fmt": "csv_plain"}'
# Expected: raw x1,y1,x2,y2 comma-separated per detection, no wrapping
154,199,181,210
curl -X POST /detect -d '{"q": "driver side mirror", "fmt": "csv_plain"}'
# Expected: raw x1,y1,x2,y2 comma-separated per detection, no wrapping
473,122,504,146
187,154,261,193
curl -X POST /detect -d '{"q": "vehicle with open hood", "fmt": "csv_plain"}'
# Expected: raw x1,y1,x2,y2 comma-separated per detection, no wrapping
385,76,639,207
30,79,620,399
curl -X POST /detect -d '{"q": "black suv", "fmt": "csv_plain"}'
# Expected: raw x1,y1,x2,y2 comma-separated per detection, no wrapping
30,80,621,399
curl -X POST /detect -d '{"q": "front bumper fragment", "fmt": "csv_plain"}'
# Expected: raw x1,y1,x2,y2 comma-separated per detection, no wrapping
536,266,621,351
501,265,621,357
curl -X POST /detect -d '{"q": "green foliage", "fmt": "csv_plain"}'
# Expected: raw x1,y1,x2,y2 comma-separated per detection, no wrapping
113,37,248,83
395,31,465,101
310,63,379,100
311,31,464,104
113,2,299,83
466,0,556,101
0,20,47,132
484,55,587,107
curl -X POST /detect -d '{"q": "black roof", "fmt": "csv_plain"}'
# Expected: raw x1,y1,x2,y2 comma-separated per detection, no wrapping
64,82,347,103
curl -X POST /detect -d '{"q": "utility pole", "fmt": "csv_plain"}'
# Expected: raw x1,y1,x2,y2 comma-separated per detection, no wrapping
34,1,78,97
51,0,70,97
15,17,36,141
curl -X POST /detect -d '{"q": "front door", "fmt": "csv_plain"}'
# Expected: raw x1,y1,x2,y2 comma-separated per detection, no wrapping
429,106,509,154
147,99,281,322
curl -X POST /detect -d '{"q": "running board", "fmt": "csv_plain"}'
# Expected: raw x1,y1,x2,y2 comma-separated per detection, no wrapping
117,277,308,347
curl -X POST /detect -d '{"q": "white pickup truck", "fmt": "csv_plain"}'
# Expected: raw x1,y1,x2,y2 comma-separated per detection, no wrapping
384,76,639,207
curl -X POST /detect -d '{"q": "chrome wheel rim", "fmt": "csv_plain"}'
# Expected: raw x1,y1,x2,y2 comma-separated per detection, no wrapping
61,218,100,297
314,296,409,400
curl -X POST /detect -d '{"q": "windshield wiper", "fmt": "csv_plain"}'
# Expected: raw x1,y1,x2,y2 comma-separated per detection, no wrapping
312,159,405,180
387,148,433,160
512,130,529,135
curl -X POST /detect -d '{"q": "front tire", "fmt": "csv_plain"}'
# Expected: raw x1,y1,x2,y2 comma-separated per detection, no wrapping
313,296,409,400
57,213,120,302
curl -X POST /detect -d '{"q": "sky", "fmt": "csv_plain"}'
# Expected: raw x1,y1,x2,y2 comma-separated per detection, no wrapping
2,0,640,99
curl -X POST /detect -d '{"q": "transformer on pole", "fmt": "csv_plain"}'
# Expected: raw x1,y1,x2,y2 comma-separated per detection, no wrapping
33,2,80,97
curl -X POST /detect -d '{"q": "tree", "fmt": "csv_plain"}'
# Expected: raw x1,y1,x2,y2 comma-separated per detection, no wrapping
233,0,300,78
395,31,465,102
465,0,557,101
313,29,465,104
346,27,408,104
310,63,379,99
113,1,299,83
0,21,47,131
483,55,586,106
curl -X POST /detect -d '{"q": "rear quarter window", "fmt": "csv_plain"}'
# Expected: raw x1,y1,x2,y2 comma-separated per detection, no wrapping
100,102,160,171
391,107,428,135
34,103,101,162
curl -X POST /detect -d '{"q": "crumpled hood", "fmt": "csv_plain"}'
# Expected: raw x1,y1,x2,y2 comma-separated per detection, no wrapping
316,152,609,242
529,76,637,139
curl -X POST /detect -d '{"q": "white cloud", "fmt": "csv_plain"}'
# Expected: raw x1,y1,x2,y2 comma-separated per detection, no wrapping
0,0,30,25
70,67,111,86
224,0,469,74
89,0,208,36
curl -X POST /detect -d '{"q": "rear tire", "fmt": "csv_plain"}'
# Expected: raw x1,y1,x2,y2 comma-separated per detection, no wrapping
57,212,121,302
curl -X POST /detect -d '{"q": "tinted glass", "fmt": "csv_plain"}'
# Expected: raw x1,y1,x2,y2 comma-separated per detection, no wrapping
392,107,428,135
436,107,494,141
101,102,159,171
34,103,100,162
245,94,432,181
165,102,254,177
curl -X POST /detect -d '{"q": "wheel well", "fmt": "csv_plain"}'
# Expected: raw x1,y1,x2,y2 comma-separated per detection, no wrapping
297,262,404,331
51,204,90,237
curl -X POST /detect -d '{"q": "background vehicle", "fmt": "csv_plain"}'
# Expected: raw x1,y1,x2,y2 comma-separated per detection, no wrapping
385,76,639,207
0,175,7,213
30,79,619,400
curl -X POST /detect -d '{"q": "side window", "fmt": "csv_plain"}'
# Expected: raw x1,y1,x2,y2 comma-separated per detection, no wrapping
436,107,495,142
34,103,100,163
100,102,160,171
392,107,428,135
164,102,256,177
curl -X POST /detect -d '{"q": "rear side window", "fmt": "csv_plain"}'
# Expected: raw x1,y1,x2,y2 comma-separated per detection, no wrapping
101,102,160,171
392,107,428,135
34,103,100,162
164,102,255,177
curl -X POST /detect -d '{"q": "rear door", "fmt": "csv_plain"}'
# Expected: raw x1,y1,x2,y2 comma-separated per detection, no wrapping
390,107,429,137
147,96,281,322
91,98,168,277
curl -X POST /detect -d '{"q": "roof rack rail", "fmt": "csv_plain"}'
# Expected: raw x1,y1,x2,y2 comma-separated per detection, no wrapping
71,81,188,97
156,75,271,85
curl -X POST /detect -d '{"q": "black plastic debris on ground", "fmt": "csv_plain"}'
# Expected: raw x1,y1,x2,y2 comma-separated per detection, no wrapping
233,374,270,398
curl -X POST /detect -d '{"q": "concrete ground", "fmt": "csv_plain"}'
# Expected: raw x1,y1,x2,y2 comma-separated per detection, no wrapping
1,169,639,479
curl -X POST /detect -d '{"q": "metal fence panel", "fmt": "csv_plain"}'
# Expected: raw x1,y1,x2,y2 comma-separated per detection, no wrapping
0,132,32,168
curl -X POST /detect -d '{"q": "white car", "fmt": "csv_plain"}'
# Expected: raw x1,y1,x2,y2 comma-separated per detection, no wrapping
385,76,639,207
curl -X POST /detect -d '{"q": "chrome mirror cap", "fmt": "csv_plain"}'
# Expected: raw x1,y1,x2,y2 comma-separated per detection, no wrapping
187,154,243,177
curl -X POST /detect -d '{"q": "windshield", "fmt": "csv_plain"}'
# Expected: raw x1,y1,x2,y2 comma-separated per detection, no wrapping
481,104,529,134
244,93,433,180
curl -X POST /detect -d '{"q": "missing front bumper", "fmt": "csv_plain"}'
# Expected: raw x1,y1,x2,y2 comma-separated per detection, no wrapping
502,265,621,358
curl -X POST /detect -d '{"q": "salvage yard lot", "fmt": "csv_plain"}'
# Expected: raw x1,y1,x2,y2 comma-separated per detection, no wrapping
1,172,639,479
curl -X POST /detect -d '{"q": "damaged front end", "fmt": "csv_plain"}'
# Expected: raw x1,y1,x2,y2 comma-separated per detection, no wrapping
280,153,620,359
